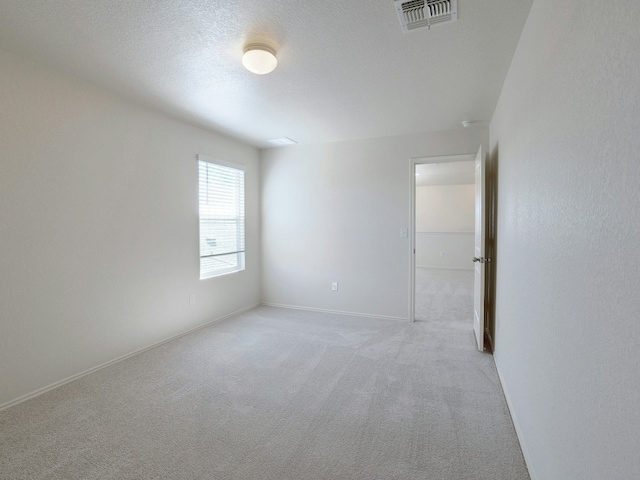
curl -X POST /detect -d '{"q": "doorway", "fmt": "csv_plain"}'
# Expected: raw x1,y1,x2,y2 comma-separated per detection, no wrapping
409,154,476,327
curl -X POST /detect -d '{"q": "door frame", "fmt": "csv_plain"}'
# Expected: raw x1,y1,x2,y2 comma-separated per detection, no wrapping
473,146,486,351
409,153,477,322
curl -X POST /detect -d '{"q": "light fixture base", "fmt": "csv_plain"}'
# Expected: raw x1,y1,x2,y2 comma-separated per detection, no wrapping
243,43,276,57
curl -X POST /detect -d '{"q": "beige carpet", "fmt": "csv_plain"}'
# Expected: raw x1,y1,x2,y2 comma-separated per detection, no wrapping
415,267,475,323
0,304,529,479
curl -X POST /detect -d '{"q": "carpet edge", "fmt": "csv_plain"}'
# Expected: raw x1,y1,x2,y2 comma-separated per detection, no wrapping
261,302,407,322
0,302,261,412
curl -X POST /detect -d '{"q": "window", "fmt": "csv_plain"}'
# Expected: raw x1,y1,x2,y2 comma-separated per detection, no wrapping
198,155,245,279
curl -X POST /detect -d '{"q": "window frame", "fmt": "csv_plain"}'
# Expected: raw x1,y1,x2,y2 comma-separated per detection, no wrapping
197,154,246,279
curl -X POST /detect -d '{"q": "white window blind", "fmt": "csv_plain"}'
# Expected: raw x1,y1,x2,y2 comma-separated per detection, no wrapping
198,155,245,279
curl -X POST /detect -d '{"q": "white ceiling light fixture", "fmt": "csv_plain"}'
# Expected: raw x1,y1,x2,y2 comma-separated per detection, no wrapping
267,137,297,146
462,120,477,128
242,44,278,75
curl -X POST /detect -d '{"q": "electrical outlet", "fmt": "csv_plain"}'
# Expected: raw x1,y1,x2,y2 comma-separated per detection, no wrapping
331,282,338,291
189,294,196,305
400,228,408,238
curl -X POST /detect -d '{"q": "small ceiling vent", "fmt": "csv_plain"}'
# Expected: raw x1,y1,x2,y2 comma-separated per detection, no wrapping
394,0,457,33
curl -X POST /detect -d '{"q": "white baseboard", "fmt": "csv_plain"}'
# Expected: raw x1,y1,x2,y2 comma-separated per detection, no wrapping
494,353,538,480
0,303,261,412
261,302,407,322
416,265,474,271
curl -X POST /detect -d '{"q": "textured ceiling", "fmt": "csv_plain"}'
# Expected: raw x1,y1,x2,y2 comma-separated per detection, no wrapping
0,0,532,147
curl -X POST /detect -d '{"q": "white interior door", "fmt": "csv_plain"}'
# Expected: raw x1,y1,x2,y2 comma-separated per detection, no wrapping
473,146,487,351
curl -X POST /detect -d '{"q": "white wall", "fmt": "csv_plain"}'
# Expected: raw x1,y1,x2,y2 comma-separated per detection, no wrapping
415,184,475,232
0,49,261,408
415,233,474,269
415,184,474,269
490,1,640,478
261,129,487,319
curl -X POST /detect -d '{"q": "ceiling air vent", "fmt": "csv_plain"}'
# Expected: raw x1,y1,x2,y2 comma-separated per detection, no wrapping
394,0,457,33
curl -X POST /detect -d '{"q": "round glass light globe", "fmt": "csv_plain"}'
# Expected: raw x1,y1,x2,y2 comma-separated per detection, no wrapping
242,46,277,75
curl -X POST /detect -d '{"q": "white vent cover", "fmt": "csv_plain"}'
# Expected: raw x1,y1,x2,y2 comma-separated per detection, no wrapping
394,0,457,32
